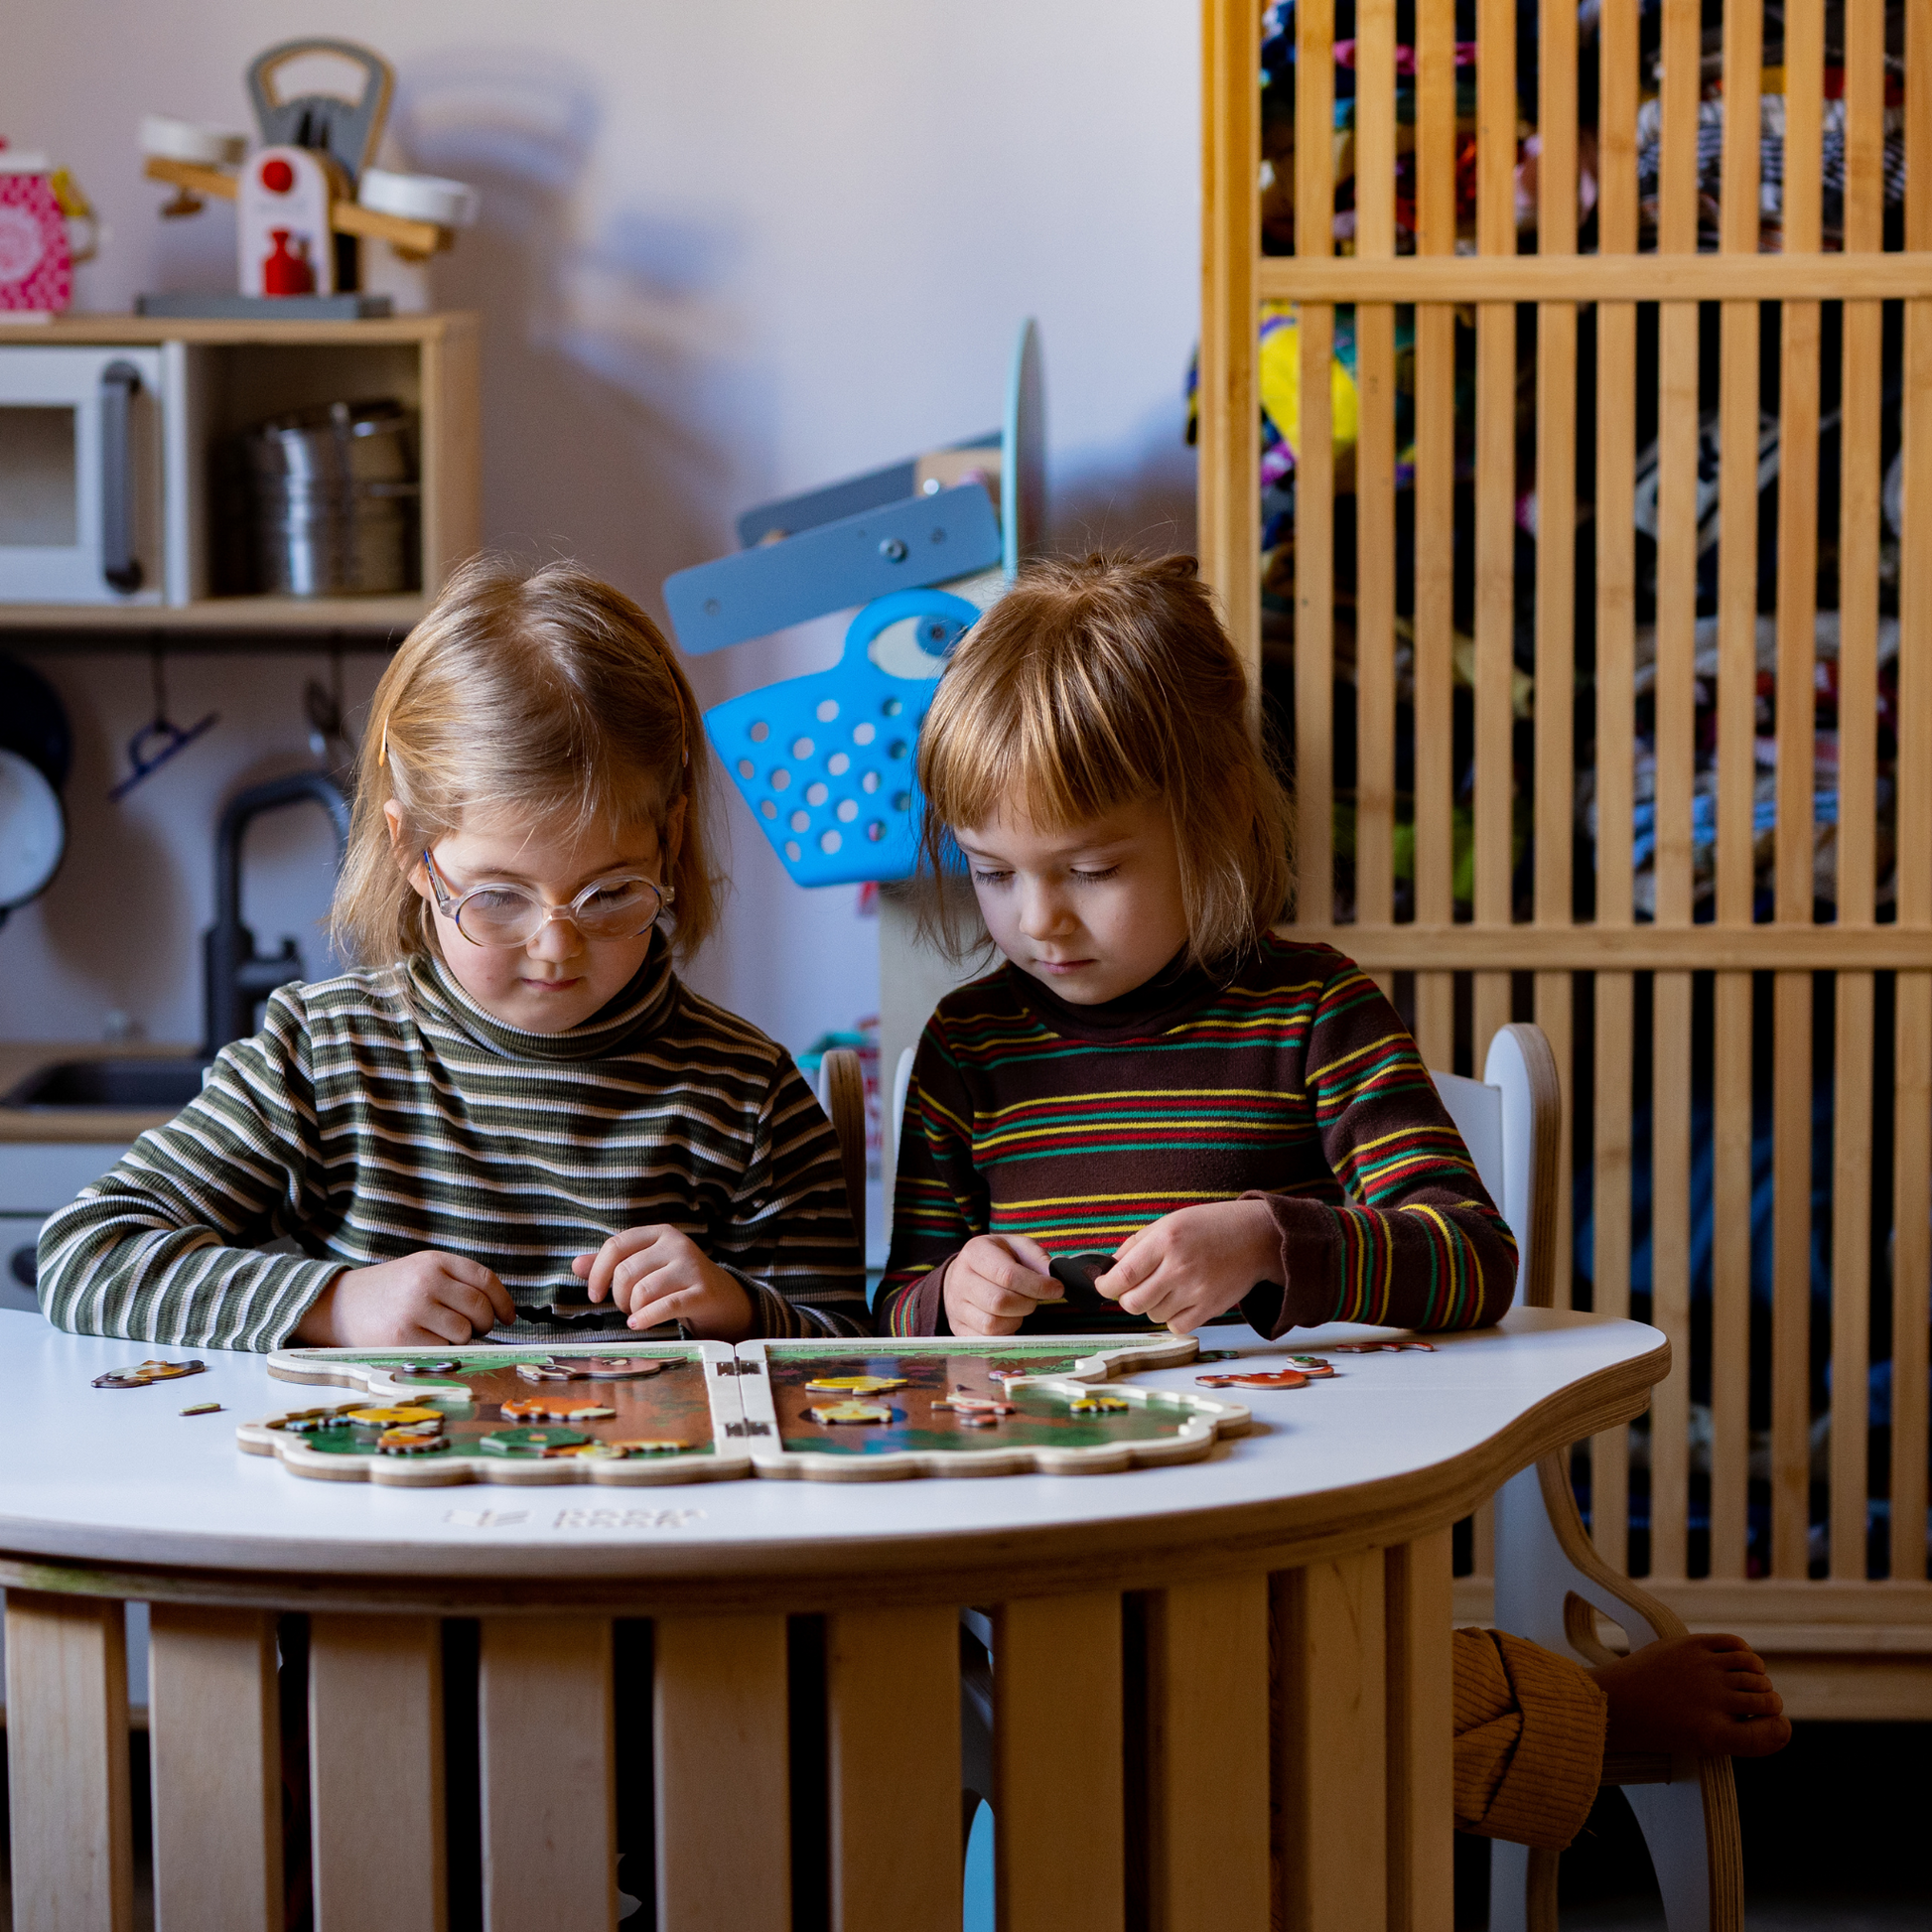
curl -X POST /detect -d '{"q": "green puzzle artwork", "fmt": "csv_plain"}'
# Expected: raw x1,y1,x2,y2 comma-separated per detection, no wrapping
243,1332,1260,1485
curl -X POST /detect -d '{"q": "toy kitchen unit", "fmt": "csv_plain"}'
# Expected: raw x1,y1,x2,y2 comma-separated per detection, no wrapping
0,37,481,1311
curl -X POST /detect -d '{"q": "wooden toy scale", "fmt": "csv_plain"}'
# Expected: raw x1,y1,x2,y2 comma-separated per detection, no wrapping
241,1332,1263,1488
142,39,460,279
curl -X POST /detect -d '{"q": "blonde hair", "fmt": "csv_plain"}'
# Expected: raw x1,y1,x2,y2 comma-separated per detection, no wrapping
916,551,1293,969
332,555,723,967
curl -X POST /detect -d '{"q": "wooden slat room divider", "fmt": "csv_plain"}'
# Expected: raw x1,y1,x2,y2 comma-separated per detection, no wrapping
1199,0,1932,1713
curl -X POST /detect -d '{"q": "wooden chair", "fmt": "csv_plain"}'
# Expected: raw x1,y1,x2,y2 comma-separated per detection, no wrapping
815,1046,870,1250
1434,1023,1744,1932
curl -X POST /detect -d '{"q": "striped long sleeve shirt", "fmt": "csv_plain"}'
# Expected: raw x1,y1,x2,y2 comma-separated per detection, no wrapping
878,935,1516,1337
38,934,867,1349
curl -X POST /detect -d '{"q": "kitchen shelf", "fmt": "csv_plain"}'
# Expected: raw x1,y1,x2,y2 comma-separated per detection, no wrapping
0,311,479,644
0,595,426,645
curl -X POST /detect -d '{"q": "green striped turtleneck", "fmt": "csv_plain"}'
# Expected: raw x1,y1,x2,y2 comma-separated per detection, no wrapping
38,932,867,1350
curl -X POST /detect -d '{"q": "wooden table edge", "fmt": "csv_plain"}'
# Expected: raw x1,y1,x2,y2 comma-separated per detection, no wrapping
0,1333,1666,1613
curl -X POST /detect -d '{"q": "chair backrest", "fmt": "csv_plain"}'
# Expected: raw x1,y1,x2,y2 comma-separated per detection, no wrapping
815,1046,869,1250
1429,1022,1562,1311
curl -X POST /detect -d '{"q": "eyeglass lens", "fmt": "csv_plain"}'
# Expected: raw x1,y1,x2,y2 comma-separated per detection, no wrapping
454,879,662,945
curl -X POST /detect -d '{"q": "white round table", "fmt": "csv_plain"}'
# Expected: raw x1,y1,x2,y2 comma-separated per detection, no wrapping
0,1306,1666,1932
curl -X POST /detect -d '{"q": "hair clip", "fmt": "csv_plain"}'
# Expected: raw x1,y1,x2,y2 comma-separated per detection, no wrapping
378,717,389,766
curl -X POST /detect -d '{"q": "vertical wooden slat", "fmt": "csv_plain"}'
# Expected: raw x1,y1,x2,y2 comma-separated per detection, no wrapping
1354,0,1399,933
3,1591,135,1932
1707,0,1762,1587
1295,0,1336,926
995,1593,1125,1932
1770,0,1825,1585
1143,1577,1270,1932
478,1616,615,1932
148,1607,282,1932
1643,0,1701,1585
1532,0,1579,1311
1200,0,1261,687
825,1605,959,1932
1471,0,1517,1059
308,1615,441,1932
1384,1533,1453,1932
1894,0,1932,1586
1830,0,1886,1587
1273,1554,1388,1932
1589,0,1640,1575
1411,0,1458,1064
652,1614,789,1932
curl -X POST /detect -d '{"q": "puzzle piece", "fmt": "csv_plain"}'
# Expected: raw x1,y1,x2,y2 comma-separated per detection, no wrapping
1196,1369,1310,1390
804,1375,907,1395
376,1429,451,1455
1067,1392,1130,1414
500,1395,619,1424
92,1358,207,1389
345,1405,444,1428
807,1400,895,1426
607,1439,689,1455
1325,1340,1436,1353
479,1426,592,1456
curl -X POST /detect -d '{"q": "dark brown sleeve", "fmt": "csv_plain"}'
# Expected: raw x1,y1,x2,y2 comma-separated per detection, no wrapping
1451,1627,1608,1850
1243,961,1519,1335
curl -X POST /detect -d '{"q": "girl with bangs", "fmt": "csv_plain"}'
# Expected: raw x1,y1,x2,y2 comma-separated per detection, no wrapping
877,550,1518,1341
40,558,866,1349
892,554,1790,1846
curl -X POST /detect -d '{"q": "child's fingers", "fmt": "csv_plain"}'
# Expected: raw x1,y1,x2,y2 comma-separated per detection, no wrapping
965,1241,1056,1304
435,1276,511,1336
1095,1242,1158,1302
999,1233,1055,1275
586,1226,669,1304
626,1283,702,1330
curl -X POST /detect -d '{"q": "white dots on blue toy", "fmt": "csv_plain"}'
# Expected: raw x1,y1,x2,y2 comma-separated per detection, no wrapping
701,586,980,887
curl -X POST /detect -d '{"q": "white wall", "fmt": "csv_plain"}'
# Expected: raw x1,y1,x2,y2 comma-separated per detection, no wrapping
0,0,1198,1053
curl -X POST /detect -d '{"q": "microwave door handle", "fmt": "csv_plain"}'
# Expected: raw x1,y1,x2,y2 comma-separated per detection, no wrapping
99,360,145,594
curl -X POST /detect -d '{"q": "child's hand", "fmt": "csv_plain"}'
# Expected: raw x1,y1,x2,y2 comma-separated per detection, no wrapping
296,1252,518,1346
1093,1200,1282,1334
1590,1632,1792,1759
943,1233,1061,1335
572,1226,756,1341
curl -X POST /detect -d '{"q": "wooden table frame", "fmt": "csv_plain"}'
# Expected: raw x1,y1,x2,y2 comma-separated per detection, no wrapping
0,1317,1665,1932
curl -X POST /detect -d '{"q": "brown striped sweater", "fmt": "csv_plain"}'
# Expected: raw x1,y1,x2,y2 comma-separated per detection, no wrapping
879,935,1517,1337
37,933,867,1349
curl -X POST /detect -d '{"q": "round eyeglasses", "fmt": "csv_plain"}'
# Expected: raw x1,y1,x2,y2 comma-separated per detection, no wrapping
423,848,674,948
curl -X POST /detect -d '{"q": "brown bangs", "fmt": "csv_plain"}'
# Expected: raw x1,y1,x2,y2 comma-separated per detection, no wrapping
915,552,1294,969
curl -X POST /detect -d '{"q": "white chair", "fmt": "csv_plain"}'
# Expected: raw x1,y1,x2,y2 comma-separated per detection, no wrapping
1437,1024,1743,1932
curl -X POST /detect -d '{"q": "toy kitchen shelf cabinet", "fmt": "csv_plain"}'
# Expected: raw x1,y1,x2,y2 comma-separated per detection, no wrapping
0,311,479,643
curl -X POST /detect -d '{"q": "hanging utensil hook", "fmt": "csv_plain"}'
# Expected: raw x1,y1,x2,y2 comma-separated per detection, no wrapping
108,647,219,802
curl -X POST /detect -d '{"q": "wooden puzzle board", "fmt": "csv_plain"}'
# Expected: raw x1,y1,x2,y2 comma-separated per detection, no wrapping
738,1333,1250,1479
243,1341,747,1487
242,1333,1257,1485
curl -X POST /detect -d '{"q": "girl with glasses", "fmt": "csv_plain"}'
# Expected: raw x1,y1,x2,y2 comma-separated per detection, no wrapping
39,558,867,1349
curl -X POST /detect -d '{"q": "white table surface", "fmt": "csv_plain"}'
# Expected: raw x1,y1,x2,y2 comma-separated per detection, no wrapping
0,1308,1664,1584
